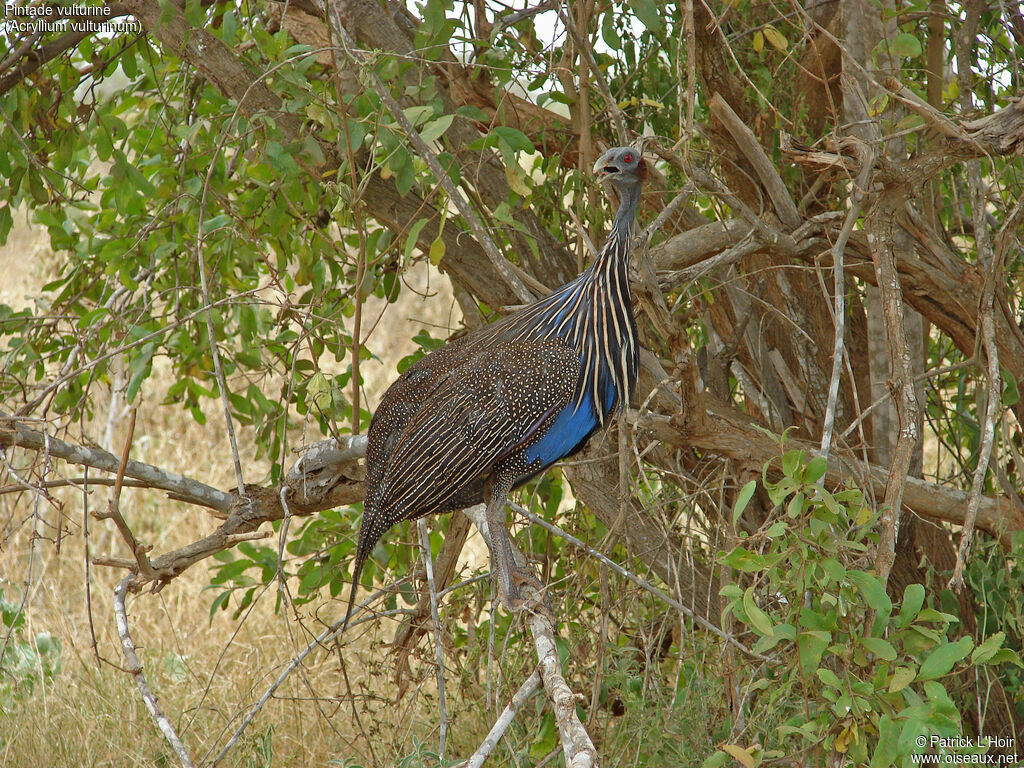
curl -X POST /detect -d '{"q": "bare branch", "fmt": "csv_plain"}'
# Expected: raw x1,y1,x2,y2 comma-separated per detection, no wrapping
949,194,1024,587
0,415,234,512
821,142,876,459
636,397,1024,539
709,93,801,229
461,670,541,768
114,577,196,768
461,505,597,766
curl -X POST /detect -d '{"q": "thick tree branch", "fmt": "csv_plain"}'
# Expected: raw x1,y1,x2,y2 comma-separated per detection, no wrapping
635,396,1024,539
0,414,234,512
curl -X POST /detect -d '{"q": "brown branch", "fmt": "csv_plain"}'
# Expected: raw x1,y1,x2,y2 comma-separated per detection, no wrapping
97,408,161,580
0,414,234,512
635,396,1024,539
709,93,801,229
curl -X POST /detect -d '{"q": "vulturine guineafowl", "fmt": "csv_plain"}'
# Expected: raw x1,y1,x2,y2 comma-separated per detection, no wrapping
343,146,647,629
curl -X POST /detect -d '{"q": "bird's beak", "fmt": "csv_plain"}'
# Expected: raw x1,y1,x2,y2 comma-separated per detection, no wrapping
593,149,617,177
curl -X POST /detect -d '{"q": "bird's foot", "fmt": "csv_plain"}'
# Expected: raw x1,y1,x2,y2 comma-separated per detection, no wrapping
502,568,557,624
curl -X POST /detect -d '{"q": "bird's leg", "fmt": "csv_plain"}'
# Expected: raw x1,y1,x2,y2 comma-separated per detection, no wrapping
483,480,554,619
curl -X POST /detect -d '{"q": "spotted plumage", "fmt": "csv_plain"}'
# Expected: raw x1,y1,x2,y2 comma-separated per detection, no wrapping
343,147,647,628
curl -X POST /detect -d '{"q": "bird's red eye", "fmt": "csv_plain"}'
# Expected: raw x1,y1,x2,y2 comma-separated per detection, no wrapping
623,153,634,163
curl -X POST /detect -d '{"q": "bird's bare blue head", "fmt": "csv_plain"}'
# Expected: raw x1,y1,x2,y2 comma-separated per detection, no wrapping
594,146,646,231
594,146,648,186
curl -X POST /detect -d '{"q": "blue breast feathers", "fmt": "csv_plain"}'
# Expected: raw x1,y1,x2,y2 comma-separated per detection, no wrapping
523,361,618,467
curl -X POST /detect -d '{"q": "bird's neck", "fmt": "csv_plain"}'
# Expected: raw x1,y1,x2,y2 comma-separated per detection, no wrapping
590,182,640,275
611,182,641,240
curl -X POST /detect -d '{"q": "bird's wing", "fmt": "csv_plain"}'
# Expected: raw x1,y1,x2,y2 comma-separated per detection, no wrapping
374,337,580,518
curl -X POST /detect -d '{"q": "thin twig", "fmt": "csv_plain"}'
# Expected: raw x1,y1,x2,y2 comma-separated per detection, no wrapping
210,594,412,766
0,445,48,670
114,577,196,768
678,0,696,160
196,188,246,500
948,0,1005,589
949,192,1024,587
96,408,160,581
882,76,978,144
417,518,448,760
555,7,629,145
462,669,541,768
507,501,769,662
821,143,875,459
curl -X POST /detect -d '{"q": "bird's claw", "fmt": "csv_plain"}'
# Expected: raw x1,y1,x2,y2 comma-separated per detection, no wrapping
503,569,557,624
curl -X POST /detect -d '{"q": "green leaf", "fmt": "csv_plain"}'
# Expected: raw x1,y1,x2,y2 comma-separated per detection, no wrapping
404,218,429,261
816,668,842,689
0,203,13,244
308,372,332,412
762,25,788,51
847,570,892,630
889,33,922,58
732,480,756,526
781,449,803,479
505,164,531,197
804,455,827,484
917,636,973,680
419,114,454,143
742,587,773,636
35,632,54,654
799,630,830,675
402,105,434,127
861,636,897,661
1001,366,1020,406
490,126,534,153
871,714,901,768
971,632,1005,665
428,236,446,265
894,585,924,631
721,745,755,768
701,751,731,768
888,666,916,693
209,591,231,622
202,214,232,234
719,547,765,572
753,623,795,653
628,0,664,35
126,342,156,402
27,168,48,204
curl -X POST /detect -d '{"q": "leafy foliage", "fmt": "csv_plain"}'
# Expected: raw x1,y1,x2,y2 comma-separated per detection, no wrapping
0,588,62,707
712,452,1023,767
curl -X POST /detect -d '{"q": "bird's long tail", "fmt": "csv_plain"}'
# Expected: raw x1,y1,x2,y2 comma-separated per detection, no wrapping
340,515,376,636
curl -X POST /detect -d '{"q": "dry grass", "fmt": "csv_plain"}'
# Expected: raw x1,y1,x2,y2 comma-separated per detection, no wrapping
0,211,489,767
